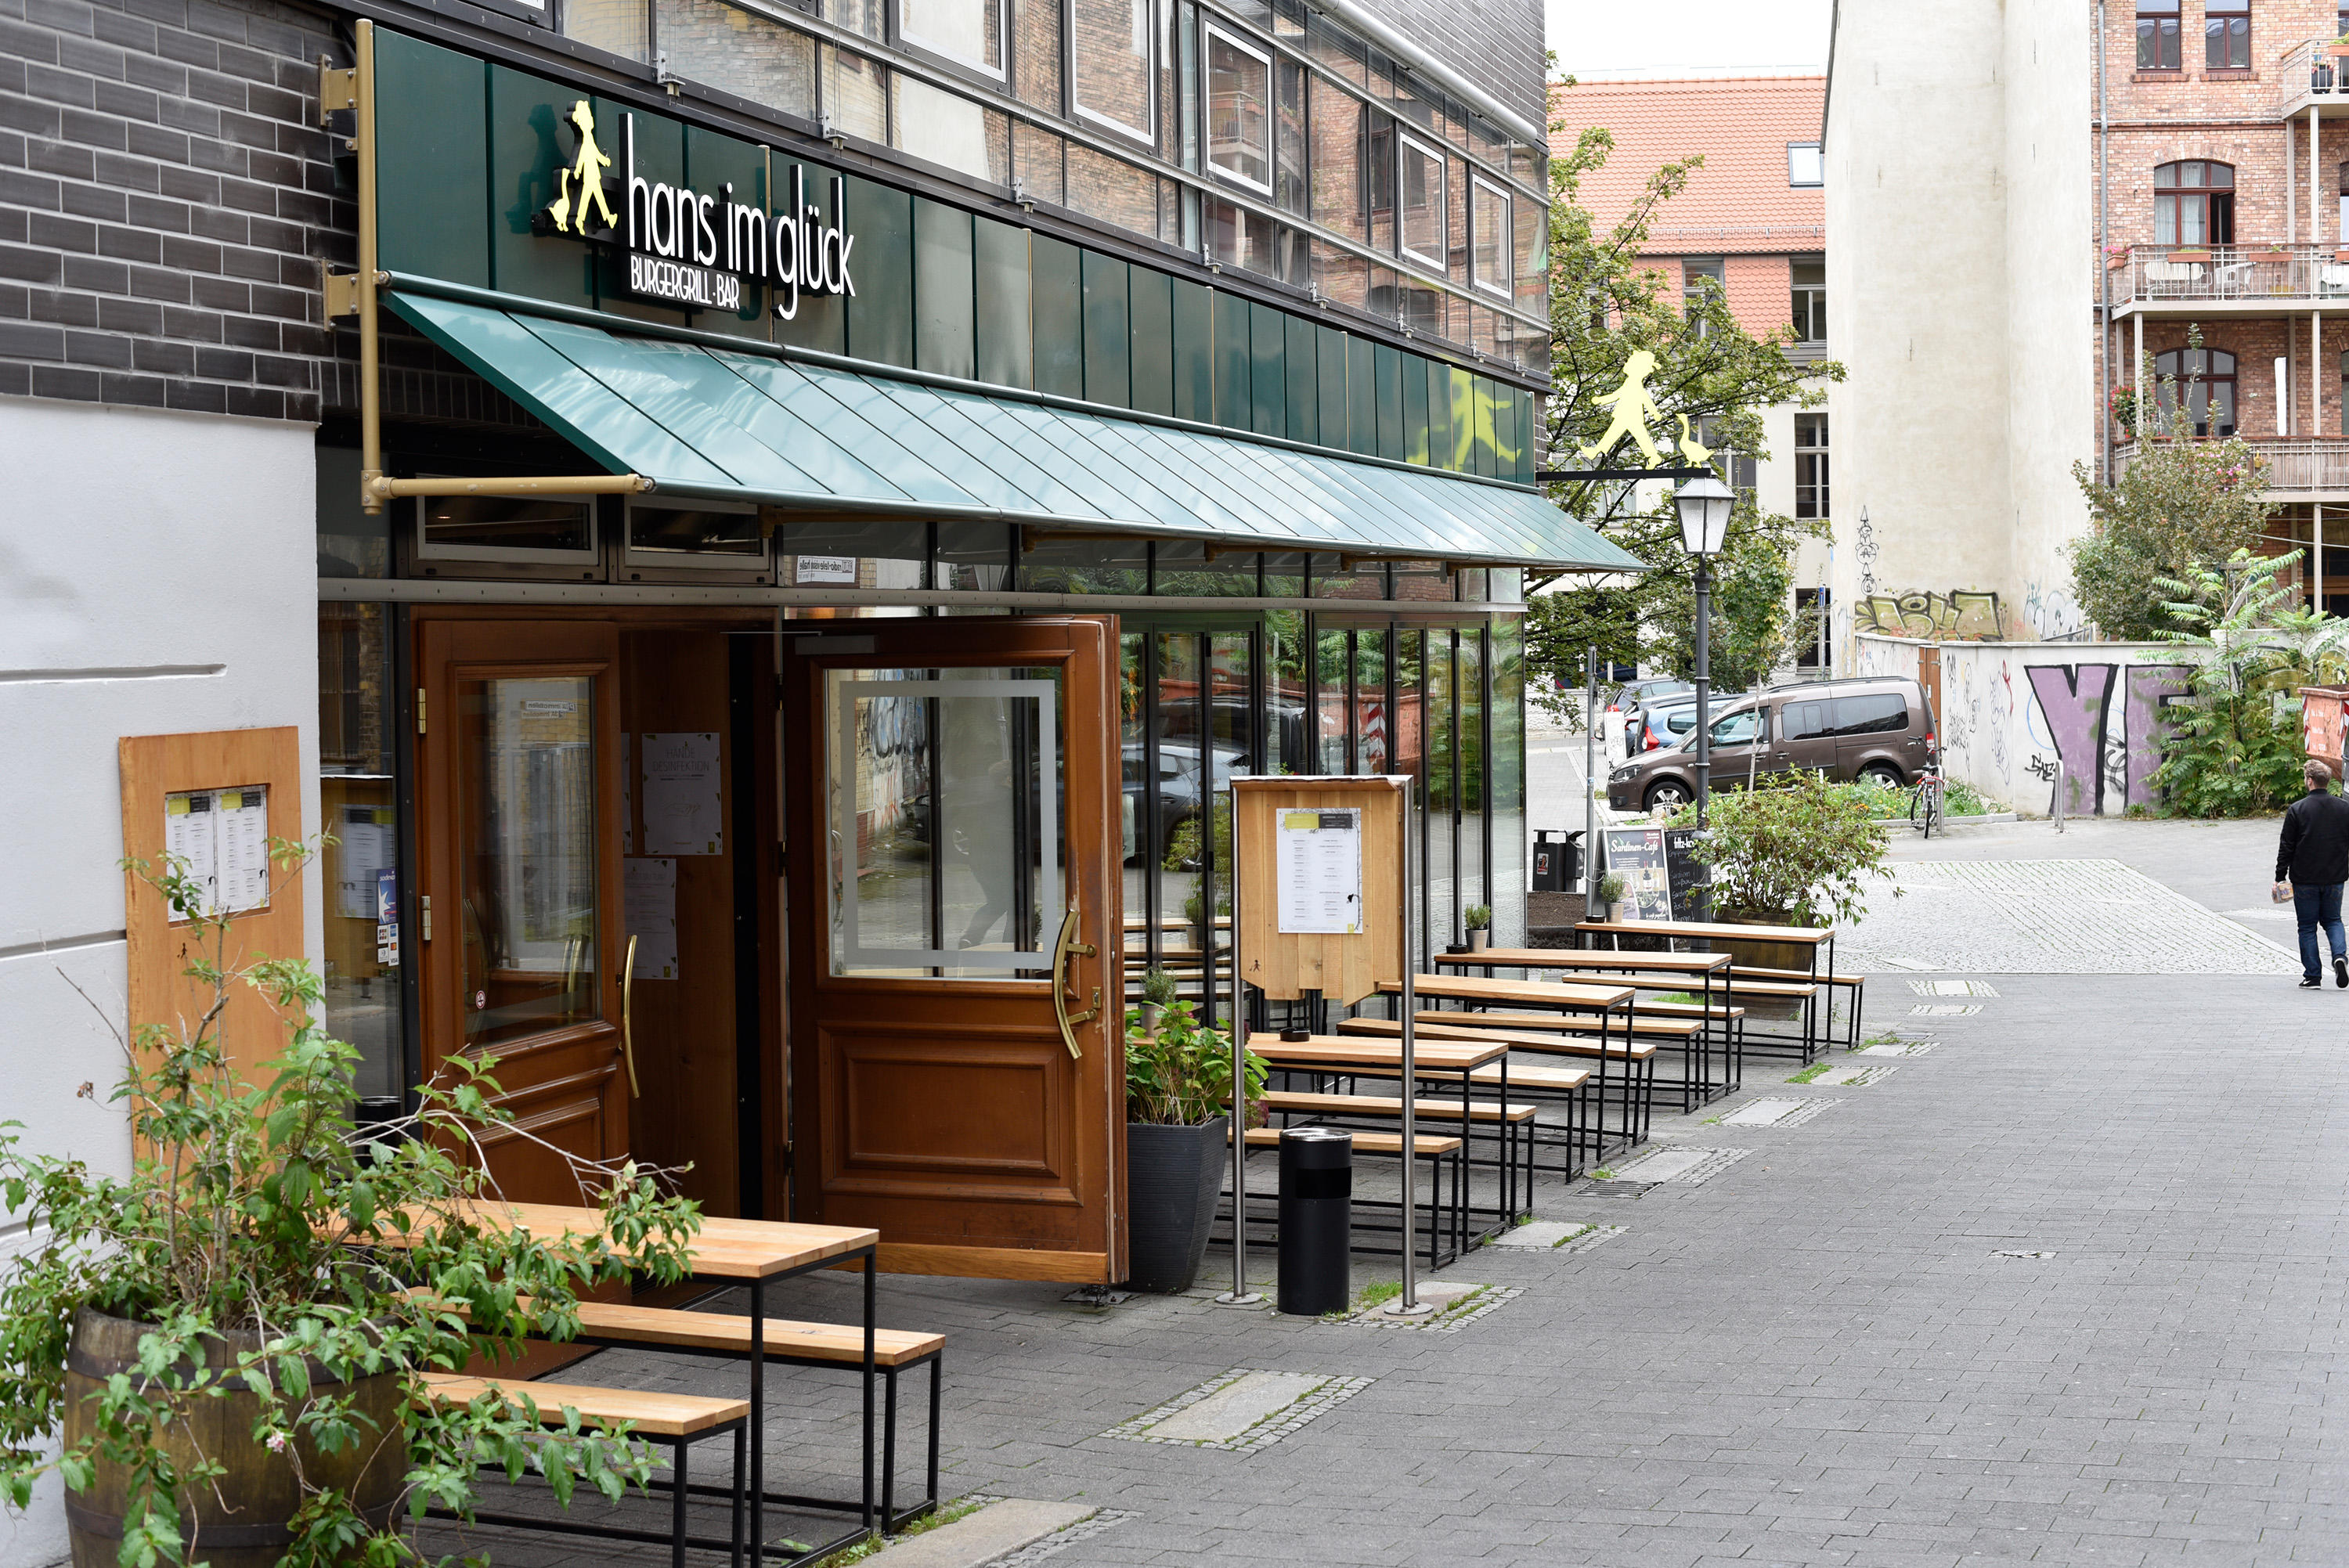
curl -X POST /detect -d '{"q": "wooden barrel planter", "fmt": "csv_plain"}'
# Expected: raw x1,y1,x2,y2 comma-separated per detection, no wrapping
1716,915,1814,979
63,1308,404,1568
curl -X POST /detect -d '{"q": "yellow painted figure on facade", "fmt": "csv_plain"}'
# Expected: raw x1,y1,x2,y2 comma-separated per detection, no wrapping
1579,350,1668,467
544,100,617,238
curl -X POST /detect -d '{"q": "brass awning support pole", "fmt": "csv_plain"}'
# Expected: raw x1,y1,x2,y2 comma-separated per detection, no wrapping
323,25,649,515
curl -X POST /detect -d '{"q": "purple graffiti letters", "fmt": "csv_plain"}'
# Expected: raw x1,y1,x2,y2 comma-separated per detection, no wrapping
2122,665,2193,810
2026,663,2116,816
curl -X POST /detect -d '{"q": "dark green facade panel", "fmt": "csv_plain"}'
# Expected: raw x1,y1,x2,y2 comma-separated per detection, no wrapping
844,176,914,368
1315,324,1348,450
914,196,976,380
1171,279,1214,423
589,106,687,330
772,157,844,354
1284,312,1315,448
1402,354,1429,466
1347,336,1375,457
972,216,1031,387
1474,378,1498,478
1517,391,1537,485
1031,234,1084,398
375,31,489,287
1373,344,1403,463
1213,290,1250,431
1448,366,1474,471
1249,301,1285,439
485,63,596,311
1081,251,1131,409
1129,266,1174,417
686,124,766,337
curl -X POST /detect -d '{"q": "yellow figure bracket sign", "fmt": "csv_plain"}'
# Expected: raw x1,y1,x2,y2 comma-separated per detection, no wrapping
539,100,617,239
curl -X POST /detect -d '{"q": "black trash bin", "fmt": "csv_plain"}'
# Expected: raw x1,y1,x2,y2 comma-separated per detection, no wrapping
1532,830,1583,892
1277,1126,1352,1315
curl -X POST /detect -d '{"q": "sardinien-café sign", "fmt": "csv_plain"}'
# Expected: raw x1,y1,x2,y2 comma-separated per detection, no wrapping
533,100,855,319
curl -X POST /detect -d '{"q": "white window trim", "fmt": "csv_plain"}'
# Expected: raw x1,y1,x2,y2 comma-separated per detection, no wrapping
1787,141,1823,187
622,496,769,570
897,0,1008,85
1202,19,1274,193
413,488,599,564
1073,0,1158,146
1470,172,1510,298
1397,131,1446,271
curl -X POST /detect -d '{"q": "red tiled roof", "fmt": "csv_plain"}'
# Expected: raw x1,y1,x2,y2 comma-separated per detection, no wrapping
1549,75,1826,258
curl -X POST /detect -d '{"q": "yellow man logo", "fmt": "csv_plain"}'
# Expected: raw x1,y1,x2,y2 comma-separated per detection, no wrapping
1579,349,1669,467
543,99,617,237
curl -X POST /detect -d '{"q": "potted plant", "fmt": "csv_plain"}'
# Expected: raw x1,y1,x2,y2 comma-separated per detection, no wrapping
1122,1000,1265,1293
1596,872,1627,922
1463,905,1493,952
1138,966,1178,1033
0,845,703,1567
1670,771,1896,968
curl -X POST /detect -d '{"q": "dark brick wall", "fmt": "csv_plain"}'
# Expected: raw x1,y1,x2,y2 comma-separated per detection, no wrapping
1371,0,1545,136
0,0,347,418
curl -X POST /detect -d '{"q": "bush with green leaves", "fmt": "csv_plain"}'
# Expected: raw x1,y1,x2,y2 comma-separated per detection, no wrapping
2069,432,2273,641
1463,905,1492,931
1124,1001,1266,1126
1669,770,1896,926
0,843,703,1567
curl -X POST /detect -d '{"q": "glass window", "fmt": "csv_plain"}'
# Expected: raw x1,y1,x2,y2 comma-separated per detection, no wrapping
2154,160,2235,246
1792,258,1826,342
1365,110,1395,254
317,446,387,579
1268,611,1311,774
1066,142,1160,236
1355,626,1389,773
824,45,889,141
1153,540,1260,595
1425,627,1454,945
1205,196,1282,278
1711,707,1762,747
896,79,1010,182
779,516,928,592
2137,0,2179,68
1315,627,1351,772
2152,346,2237,436
1020,532,1149,593
1456,625,1484,924
1787,142,1823,186
1308,79,1366,240
1471,176,1510,297
1394,560,1451,601
936,519,1012,591
655,0,816,117
1832,692,1909,737
1785,696,1834,741
1012,0,1061,110
1204,21,1272,189
415,494,595,562
1683,256,1724,335
1488,615,1524,946
2206,0,2247,69
1264,551,1306,597
1398,134,1445,268
900,0,1002,76
318,602,403,1104
1314,554,1386,599
1393,626,1423,966
1074,0,1154,142
563,0,648,60
626,499,763,564
1795,412,1829,519
1274,56,1308,216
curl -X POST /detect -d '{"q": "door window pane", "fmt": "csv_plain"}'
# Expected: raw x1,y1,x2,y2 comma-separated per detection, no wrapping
1393,628,1424,967
1076,0,1154,142
1488,617,1524,946
1316,628,1351,773
1355,627,1388,774
1207,631,1252,993
1425,628,1454,944
1205,23,1272,189
319,603,403,1101
456,676,600,1048
1399,135,1445,268
1268,611,1311,774
1456,626,1484,922
1274,56,1308,215
902,0,1003,75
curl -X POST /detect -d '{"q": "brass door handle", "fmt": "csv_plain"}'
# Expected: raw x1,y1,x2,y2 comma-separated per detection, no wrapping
1051,909,1092,1060
620,934,640,1098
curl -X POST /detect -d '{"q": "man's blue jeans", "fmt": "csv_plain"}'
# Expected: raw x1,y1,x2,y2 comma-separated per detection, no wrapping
2296,881,2346,980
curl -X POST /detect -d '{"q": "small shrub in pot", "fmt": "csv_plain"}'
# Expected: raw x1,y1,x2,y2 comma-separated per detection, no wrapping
1122,1002,1266,1293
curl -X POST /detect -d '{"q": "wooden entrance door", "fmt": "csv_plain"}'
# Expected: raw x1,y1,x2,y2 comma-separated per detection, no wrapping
784,618,1124,1282
415,618,630,1200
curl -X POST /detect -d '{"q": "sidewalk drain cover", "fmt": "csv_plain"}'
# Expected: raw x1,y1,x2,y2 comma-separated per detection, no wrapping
1343,1282,1523,1334
1603,1146,1750,1184
1908,979,1999,997
1860,1040,1936,1057
1805,1062,1895,1087
1721,1097,1838,1127
1909,1004,1982,1016
1101,1369,1372,1453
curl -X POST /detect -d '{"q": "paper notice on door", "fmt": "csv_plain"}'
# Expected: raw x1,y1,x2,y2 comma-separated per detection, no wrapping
640,732,723,856
625,856,679,979
335,803,392,919
1276,807,1363,935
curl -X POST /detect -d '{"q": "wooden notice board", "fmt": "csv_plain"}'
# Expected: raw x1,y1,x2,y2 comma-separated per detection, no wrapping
1232,777,1408,1005
120,727,307,1090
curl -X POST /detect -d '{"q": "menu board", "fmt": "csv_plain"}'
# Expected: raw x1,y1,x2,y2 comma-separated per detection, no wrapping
1600,825,1709,921
1276,808,1363,934
1664,827,1709,921
162,784,271,920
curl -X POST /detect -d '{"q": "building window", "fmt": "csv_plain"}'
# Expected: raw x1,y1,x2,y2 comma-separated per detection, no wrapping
1398,134,1446,269
1203,21,1270,189
1073,0,1154,142
899,0,1005,80
2152,346,2236,436
1696,415,1755,496
1791,258,1826,343
2137,0,2179,69
1471,176,1510,297
1793,587,1830,668
2154,160,2235,245
1795,412,1828,519
1787,142,1823,186
2205,0,2248,69
1683,256,1724,336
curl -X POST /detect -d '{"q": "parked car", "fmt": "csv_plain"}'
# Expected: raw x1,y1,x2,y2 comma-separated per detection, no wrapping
1607,676,1935,812
1607,678,1693,755
1626,689,1751,756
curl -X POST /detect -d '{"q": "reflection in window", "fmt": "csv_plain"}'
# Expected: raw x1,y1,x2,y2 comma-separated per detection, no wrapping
318,603,402,1102
825,45,889,141
1787,141,1823,186
1066,142,1160,236
1308,79,1365,240
1205,23,1272,189
1274,56,1307,215
896,78,1009,182
1268,611,1311,775
1315,628,1350,772
1471,176,1510,297
655,0,815,117
1206,196,1282,278
900,0,1002,75
418,495,594,559
2205,0,2246,69
1398,135,1445,267
1075,0,1154,142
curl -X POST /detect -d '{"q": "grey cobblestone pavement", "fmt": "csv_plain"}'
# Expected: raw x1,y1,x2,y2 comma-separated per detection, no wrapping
413,822,2349,1568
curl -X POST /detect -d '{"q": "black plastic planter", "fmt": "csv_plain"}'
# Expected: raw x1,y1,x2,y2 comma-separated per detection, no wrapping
1124,1117,1229,1292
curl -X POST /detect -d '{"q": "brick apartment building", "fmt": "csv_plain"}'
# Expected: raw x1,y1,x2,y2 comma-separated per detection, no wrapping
1550,74,1835,663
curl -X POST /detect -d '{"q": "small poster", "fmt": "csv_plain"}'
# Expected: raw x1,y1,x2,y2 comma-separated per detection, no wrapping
334,803,393,919
163,784,271,921
1600,827,1674,921
375,867,399,967
795,554,858,585
624,856,679,979
1663,827,1709,921
1276,807,1363,935
640,732,723,856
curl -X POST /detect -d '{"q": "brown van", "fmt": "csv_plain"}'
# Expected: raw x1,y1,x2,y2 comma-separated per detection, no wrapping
1604,676,1935,812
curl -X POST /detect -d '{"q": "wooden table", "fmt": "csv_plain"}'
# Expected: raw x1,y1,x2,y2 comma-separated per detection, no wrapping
1575,919,1838,1062
1436,949,1737,1105
1375,973,1649,1146
383,1202,879,1564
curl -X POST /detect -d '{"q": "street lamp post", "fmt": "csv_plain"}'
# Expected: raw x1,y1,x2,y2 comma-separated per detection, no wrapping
1673,478,1737,868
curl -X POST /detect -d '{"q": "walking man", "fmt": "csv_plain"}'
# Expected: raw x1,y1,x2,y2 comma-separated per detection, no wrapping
2275,759,2349,989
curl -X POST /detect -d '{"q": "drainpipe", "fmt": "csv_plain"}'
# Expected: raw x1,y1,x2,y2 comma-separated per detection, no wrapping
2098,1,2111,483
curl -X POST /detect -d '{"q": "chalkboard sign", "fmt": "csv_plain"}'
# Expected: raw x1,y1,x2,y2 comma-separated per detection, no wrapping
1664,827,1709,921
1601,824,1709,922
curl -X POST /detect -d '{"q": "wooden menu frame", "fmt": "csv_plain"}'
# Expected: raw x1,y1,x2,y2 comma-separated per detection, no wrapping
1231,776,1408,1006
120,726,307,1088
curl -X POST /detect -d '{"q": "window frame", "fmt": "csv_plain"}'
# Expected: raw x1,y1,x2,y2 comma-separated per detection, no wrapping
1470,172,1511,298
1069,0,1157,146
621,496,770,572
411,490,600,565
1790,257,1826,343
2152,345,2239,437
1396,130,1449,271
2136,0,2181,70
1793,411,1828,521
2203,0,2249,70
1200,17,1273,192
1786,141,1823,187
894,0,1009,87
2153,160,2236,246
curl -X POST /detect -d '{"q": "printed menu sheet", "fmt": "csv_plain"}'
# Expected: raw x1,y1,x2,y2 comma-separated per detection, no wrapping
640,733,723,856
1276,808,1363,935
624,856,679,979
163,784,270,920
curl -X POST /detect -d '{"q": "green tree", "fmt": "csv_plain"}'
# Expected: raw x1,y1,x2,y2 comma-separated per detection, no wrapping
2069,434,2273,641
1527,119,1842,708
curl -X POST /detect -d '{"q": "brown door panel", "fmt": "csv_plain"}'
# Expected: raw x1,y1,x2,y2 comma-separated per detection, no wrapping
830,1029,1070,1181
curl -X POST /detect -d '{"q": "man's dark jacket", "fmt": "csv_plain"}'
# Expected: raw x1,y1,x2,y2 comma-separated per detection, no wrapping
2277,787,2349,884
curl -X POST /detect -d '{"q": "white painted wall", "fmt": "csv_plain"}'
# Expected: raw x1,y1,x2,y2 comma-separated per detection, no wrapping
0,397,318,1568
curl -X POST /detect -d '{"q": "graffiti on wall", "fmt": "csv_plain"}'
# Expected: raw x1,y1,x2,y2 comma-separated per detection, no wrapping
2021,579,2087,641
2019,662,2193,815
1854,590,2004,640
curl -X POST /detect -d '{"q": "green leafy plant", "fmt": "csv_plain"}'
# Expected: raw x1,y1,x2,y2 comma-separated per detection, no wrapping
1463,904,1492,931
0,844,702,1568
1597,873,1626,904
1140,967,1179,1009
1669,770,1896,926
1123,1002,1266,1126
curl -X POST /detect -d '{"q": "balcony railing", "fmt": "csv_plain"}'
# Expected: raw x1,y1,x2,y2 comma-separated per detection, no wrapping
2275,38,2349,118
2114,438,2349,493
2111,243,2349,308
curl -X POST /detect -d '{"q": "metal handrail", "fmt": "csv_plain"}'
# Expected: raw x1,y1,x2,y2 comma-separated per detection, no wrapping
2113,243,2349,306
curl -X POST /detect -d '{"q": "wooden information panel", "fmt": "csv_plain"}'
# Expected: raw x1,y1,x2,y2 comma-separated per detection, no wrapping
120,727,308,1089
1232,777,1408,1006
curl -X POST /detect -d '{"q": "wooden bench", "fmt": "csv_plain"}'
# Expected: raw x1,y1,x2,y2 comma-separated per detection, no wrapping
417,1373,748,1568
1733,965,1870,1051
1576,917,1839,1062
1337,1015,1656,1152
1253,1091,1539,1219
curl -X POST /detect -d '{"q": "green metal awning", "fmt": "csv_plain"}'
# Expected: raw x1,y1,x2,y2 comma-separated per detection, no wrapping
384,288,1648,574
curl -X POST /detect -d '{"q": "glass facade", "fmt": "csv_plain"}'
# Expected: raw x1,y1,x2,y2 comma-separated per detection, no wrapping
316,601,406,1104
